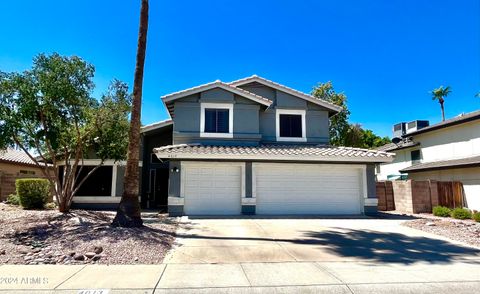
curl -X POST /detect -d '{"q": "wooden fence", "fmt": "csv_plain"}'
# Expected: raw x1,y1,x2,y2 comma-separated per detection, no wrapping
376,181,395,211
376,180,466,213
437,181,465,208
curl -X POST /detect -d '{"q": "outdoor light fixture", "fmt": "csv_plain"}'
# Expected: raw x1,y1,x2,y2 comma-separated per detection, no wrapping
171,167,180,173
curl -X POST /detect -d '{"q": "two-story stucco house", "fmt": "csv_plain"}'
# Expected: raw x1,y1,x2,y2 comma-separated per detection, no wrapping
148,75,394,216
376,110,480,210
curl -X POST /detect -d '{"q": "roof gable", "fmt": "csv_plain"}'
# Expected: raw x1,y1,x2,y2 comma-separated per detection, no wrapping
162,80,272,106
229,75,342,114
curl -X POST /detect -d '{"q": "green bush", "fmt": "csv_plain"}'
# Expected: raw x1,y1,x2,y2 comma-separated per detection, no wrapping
450,208,472,220
16,179,51,209
44,202,57,210
472,212,480,222
6,194,20,205
432,206,451,217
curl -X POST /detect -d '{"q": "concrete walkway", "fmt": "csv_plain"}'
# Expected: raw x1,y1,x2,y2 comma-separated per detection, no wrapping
1,261,480,293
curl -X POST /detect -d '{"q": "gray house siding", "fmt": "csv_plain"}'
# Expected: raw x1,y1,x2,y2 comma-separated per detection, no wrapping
173,88,263,146
172,84,330,146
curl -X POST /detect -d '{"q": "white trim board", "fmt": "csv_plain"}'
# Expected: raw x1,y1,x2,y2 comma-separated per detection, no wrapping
200,102,234,138
275,109,307,142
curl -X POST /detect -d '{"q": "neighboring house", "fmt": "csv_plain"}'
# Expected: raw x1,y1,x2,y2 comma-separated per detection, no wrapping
376,110,480,210
149,75,394,216
0,148,51,201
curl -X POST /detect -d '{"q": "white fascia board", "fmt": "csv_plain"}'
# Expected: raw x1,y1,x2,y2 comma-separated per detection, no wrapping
161,82,272,107
230,76,342,113
141,119,173,133
153,152,395,163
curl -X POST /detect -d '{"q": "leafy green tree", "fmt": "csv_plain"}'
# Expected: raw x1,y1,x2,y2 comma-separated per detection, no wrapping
0,53,131,212
431,85,451,121
312,82,390,148
312,82,350,146
112,0,149,227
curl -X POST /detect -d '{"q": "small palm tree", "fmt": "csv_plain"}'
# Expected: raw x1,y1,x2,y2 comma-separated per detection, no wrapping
431,86,451,121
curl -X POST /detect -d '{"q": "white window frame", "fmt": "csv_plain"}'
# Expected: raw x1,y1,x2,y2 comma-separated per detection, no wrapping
200,102,234,138
276,109,307,142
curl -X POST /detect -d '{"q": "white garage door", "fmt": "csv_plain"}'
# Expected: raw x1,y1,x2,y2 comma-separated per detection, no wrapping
183,163,243,215
255,163,362,215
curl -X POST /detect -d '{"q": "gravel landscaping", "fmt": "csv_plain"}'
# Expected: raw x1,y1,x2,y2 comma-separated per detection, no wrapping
394,212,480,248
0,203,178,265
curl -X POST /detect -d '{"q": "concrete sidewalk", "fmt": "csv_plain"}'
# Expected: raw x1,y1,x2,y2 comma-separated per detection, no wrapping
1,261,480,293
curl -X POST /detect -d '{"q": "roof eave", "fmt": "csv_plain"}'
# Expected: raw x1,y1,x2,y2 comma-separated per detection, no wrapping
229,76,342,113
161,82,272,107
153,151,394,163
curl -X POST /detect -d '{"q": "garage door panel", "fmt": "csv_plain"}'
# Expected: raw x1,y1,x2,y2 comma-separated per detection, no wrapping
255,164,362,215
183,163,242,215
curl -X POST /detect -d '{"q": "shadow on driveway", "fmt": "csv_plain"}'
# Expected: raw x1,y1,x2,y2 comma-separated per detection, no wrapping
177,227,480,265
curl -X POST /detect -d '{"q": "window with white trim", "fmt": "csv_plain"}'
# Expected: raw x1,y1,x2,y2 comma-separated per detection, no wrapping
276,109,306,142
200,103,233,138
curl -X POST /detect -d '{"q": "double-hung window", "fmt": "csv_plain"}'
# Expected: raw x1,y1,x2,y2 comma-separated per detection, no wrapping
200,103,233,138
276,109,306,142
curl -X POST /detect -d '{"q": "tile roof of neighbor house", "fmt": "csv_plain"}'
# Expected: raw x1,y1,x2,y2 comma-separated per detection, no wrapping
228,75,343,113
405,109,480,136
154,144,395,163
400,155,480,173
375,140,420,152
0,148,38,166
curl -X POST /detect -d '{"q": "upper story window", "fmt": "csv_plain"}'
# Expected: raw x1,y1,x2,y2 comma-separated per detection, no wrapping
200,102,233,138
276,109,306,142
411,150,421,163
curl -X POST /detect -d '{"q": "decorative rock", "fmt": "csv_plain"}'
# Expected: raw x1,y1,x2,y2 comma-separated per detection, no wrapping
69,252,76,257
0,249,5,255
93,246,103,254
34,258,45,263
92,255,101,261
134,257,139,261
24,256,33,261
426,222,436,226
84,252,96,259
73,254,85,261
32,248,41,253
18,249,29,255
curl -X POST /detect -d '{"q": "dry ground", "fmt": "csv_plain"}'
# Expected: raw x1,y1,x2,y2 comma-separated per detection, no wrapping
387,211,480,248
0,203,177,265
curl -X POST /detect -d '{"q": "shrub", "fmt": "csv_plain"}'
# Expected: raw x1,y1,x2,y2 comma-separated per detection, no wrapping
450,208,472,220
432,206,451,217
473,212,480,222
6,194,20,205
44,202,57,210
16,179,51,209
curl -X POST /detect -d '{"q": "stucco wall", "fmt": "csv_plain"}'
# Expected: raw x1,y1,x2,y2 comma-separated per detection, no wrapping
0,162,50,201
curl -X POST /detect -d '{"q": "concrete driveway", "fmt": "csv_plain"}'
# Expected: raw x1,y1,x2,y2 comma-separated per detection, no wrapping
164,216,480,264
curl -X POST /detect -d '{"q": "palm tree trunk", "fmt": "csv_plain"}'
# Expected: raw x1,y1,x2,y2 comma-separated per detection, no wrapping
112,0,149,227
440,99,445,121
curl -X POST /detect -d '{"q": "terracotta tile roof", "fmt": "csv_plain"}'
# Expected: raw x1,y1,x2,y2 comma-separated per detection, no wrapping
400,155,480,173
154,144,394,163
0,148,38,166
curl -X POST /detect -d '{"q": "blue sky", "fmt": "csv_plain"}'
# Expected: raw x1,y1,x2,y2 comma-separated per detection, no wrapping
1,0,479,137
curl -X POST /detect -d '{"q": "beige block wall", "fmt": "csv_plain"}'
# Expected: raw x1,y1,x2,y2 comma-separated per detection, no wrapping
0,162,51,201
392,180,436,214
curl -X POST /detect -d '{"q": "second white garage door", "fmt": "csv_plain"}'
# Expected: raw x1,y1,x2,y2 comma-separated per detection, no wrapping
254,163,362,215
182,162,243,215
